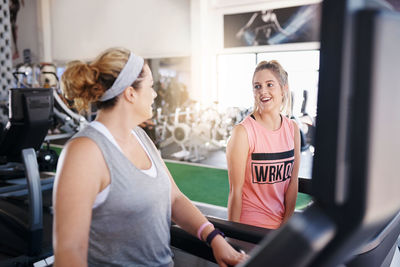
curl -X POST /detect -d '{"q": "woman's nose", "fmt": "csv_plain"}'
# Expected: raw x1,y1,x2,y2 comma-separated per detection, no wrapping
259,85,268,93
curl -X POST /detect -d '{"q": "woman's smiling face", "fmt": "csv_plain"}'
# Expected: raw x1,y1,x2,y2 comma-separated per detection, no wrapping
253,69,284,113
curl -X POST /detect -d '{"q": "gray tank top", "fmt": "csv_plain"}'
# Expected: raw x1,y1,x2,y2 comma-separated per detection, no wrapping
71,125,173,267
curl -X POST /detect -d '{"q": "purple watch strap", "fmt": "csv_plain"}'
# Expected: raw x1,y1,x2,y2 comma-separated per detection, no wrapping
206,228,225,247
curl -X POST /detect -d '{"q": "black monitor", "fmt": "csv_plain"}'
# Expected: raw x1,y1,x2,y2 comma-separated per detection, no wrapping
0,88,53,163
310,6,400,266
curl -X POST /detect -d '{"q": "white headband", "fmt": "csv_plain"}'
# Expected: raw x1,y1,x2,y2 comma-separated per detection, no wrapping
99,52,144,102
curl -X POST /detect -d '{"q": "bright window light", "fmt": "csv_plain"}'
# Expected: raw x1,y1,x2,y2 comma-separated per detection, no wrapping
257,50,320,117
217,53,256,109
216,50,320,117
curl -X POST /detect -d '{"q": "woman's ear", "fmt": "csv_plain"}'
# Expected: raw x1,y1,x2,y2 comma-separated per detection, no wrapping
123,86,136,103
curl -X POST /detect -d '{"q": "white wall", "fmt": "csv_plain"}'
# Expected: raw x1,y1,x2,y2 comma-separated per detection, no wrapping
14,0,191,63
45,0,191,62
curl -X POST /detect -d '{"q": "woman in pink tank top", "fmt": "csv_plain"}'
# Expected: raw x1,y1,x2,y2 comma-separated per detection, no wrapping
226,60,300,229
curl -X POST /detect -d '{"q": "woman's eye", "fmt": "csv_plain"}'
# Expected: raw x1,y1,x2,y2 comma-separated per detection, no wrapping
254,84,261,89
267,83,274,87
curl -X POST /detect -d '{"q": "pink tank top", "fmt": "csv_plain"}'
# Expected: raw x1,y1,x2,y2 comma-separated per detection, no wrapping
239,115,295,229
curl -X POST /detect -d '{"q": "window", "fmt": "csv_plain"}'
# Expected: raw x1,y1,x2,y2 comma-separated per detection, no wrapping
217,53,256,109
217,50,319,117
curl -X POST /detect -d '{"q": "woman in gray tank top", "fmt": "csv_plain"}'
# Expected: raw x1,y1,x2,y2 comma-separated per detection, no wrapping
52,47,248,267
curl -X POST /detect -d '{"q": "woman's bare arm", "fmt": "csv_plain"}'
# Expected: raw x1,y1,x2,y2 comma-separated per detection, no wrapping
53,138,109,267
226,125,249,222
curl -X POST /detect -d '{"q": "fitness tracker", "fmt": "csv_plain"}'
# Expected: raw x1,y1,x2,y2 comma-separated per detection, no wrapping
206,228,225,247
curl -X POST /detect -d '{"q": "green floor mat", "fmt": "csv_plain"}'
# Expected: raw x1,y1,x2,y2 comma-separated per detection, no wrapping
165,161,312,209
166,161,230,207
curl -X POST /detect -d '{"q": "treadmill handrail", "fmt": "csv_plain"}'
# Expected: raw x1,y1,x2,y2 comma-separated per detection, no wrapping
171,225,216,263
53,91,86,125
22,148,43,231
170,224,258,264
206,216,272,244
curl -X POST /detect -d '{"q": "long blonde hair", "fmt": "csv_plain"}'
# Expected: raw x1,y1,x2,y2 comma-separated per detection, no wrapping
252,60,291,117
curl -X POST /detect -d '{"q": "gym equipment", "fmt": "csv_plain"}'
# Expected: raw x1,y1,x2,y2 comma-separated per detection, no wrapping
155,102,246,162
0,88,55,265
37,144,59,172
155,105,214,162
297,90,316,148
37,68,88,135
168,2,400,267
1,149,42,255
39,63,58,89
241,3,400,267
171,216,268,264
51,85,88,133
0,88,53,164
290,91,312,152
10,62,87,141
12,50,41,89
0,149,53,266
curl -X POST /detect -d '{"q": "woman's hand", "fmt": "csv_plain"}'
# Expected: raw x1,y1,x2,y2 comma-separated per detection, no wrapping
210,235,249,267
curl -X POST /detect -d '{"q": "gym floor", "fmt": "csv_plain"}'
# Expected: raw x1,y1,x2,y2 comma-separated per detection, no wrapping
161,141,314,178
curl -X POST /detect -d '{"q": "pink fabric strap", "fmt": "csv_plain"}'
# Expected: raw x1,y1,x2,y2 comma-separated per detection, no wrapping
197,222,213,240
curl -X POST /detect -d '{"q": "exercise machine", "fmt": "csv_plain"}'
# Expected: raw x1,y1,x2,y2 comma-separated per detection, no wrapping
0,88,55,266
169,1,400,266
